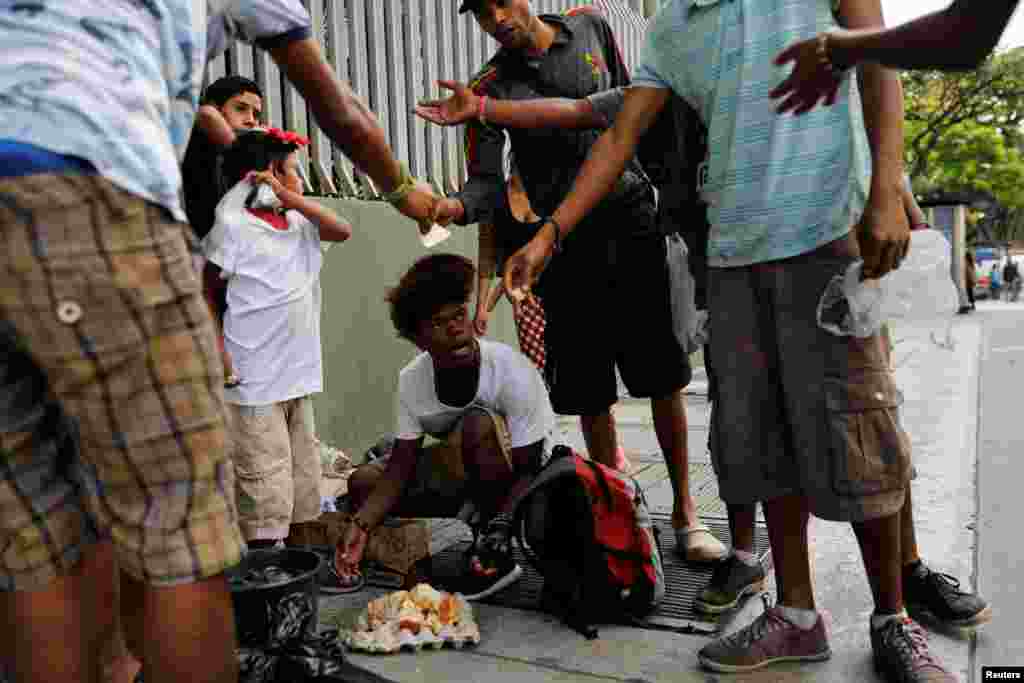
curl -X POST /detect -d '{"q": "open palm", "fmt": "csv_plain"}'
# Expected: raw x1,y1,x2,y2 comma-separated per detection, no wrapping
415,80,478,126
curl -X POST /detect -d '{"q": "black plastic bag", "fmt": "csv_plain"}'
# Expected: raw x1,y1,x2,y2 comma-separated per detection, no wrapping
137,588,397,683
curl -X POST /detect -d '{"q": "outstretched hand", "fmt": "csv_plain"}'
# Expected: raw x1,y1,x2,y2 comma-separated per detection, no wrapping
395,180,440,234
414,80,479,127
503,229,555,303
770,33,845,115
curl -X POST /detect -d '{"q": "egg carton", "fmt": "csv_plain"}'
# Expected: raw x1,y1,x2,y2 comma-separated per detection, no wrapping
343,621,481,655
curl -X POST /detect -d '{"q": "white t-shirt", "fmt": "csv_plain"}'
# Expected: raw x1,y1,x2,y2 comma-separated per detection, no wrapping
203,180,324,406
395,339,556,453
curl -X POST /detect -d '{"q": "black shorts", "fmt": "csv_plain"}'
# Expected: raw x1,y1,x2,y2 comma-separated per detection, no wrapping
539,211,691,415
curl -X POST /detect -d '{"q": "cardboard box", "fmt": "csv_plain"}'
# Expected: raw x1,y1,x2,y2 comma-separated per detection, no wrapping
300,512,430,576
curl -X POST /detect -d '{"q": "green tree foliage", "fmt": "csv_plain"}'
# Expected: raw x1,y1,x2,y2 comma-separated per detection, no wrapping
903,48,1024,241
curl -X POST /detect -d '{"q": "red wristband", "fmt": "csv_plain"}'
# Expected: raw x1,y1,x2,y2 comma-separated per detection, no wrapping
478,95,488,125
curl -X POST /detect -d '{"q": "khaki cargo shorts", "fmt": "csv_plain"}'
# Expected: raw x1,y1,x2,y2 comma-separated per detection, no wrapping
0,173,243,590
361,407,513,519
707,233,914,522
227,397,321,541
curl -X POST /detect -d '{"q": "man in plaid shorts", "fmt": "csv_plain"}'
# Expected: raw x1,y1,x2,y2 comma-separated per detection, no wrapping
0,2,438,682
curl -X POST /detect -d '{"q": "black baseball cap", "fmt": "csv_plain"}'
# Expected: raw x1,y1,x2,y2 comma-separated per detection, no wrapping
458,0,482,13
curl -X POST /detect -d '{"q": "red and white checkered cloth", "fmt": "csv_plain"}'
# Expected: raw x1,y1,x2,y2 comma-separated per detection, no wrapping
514,293,546,372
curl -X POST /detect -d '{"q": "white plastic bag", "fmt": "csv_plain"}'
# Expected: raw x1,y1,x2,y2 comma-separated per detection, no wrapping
665,233,701,353
817,230,960,338
248,180,283,210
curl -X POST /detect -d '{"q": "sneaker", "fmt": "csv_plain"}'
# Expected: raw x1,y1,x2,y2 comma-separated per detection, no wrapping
904,562,992,629
695,554,767,614
697,605,831,673
461,515,523,601
460,549,522,601
871,617,957,682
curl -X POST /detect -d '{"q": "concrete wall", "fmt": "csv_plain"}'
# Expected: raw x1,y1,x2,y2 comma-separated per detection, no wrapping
312,198,518,455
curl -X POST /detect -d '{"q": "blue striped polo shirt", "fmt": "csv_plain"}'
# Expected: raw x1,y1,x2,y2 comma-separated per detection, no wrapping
632,0,872,267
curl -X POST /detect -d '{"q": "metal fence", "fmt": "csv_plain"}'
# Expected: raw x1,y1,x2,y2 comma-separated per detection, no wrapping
204,0,649,198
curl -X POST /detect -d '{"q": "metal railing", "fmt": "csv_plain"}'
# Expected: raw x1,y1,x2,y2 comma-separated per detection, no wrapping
204,0,648,197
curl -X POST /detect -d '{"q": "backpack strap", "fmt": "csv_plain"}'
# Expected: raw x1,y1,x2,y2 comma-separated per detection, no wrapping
578,457,615,512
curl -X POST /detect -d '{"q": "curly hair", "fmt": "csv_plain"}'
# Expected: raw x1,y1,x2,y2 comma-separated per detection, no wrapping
387,254,476,341
219,129,302,195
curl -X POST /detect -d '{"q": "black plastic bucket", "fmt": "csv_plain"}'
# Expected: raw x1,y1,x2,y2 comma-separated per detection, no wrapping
227,548,323,647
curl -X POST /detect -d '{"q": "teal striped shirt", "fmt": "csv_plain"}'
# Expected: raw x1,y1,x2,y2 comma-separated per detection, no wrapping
633,0,872,267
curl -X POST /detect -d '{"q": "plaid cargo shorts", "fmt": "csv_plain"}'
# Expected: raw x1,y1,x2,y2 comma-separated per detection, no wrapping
0,173,244,590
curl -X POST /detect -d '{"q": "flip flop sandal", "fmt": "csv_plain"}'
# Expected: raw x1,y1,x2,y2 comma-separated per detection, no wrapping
319,557,366,595
675,524,728,563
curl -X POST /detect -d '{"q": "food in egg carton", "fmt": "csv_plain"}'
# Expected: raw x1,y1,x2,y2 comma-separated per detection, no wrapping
344,583,481,654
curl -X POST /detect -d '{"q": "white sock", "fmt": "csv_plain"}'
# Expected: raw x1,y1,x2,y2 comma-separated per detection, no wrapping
871,610,908,631
778,605,819,630
732,548,758,566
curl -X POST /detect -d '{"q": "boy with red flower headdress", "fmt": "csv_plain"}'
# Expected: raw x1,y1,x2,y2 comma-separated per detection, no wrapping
202,128,353,549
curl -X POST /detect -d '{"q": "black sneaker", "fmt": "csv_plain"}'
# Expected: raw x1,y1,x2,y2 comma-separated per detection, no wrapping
871,617,956,682
694,554,767,614
903,562,992,629
461,548,522,601
460,514,523,601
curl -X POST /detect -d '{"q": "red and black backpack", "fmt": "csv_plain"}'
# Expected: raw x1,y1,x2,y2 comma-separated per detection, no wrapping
513,446,666,639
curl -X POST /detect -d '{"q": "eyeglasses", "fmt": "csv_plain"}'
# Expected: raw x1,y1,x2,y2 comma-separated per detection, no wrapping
429,305,469,331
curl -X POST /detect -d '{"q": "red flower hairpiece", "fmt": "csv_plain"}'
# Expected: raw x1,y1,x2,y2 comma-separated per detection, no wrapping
263,127,310,147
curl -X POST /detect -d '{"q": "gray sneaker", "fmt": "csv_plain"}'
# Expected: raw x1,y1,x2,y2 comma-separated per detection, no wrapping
695,554,767,614
871,617,957,682
698,605,831,673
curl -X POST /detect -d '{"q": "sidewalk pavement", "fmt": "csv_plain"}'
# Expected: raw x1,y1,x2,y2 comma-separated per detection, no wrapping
323,316,984,683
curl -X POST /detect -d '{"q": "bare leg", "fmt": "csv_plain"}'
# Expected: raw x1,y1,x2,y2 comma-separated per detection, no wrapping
728,503,759,554
580,408,617,468
762,494,815,610
852,511,904,614
92,544,141,683
0,541,119,683
120,572,238,683
650,390,697,529
899,485,921,568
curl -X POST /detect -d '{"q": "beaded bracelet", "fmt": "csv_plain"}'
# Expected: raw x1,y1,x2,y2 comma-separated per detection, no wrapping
381,162,417,207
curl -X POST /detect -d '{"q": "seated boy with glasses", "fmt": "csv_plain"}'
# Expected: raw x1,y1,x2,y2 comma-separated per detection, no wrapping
331,253,556,599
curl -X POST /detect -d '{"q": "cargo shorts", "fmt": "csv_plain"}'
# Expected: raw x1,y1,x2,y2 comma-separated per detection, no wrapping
707,233,914,522
0,173,243,590
359,408,514,519
227,397,322,541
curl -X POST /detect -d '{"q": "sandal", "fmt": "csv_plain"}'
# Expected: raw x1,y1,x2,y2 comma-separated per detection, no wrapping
675,523,728,563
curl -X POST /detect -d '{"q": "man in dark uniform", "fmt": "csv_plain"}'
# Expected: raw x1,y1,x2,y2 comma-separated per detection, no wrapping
430,0,724,562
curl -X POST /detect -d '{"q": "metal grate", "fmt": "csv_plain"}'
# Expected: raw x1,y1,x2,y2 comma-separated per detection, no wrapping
427,516,770,635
